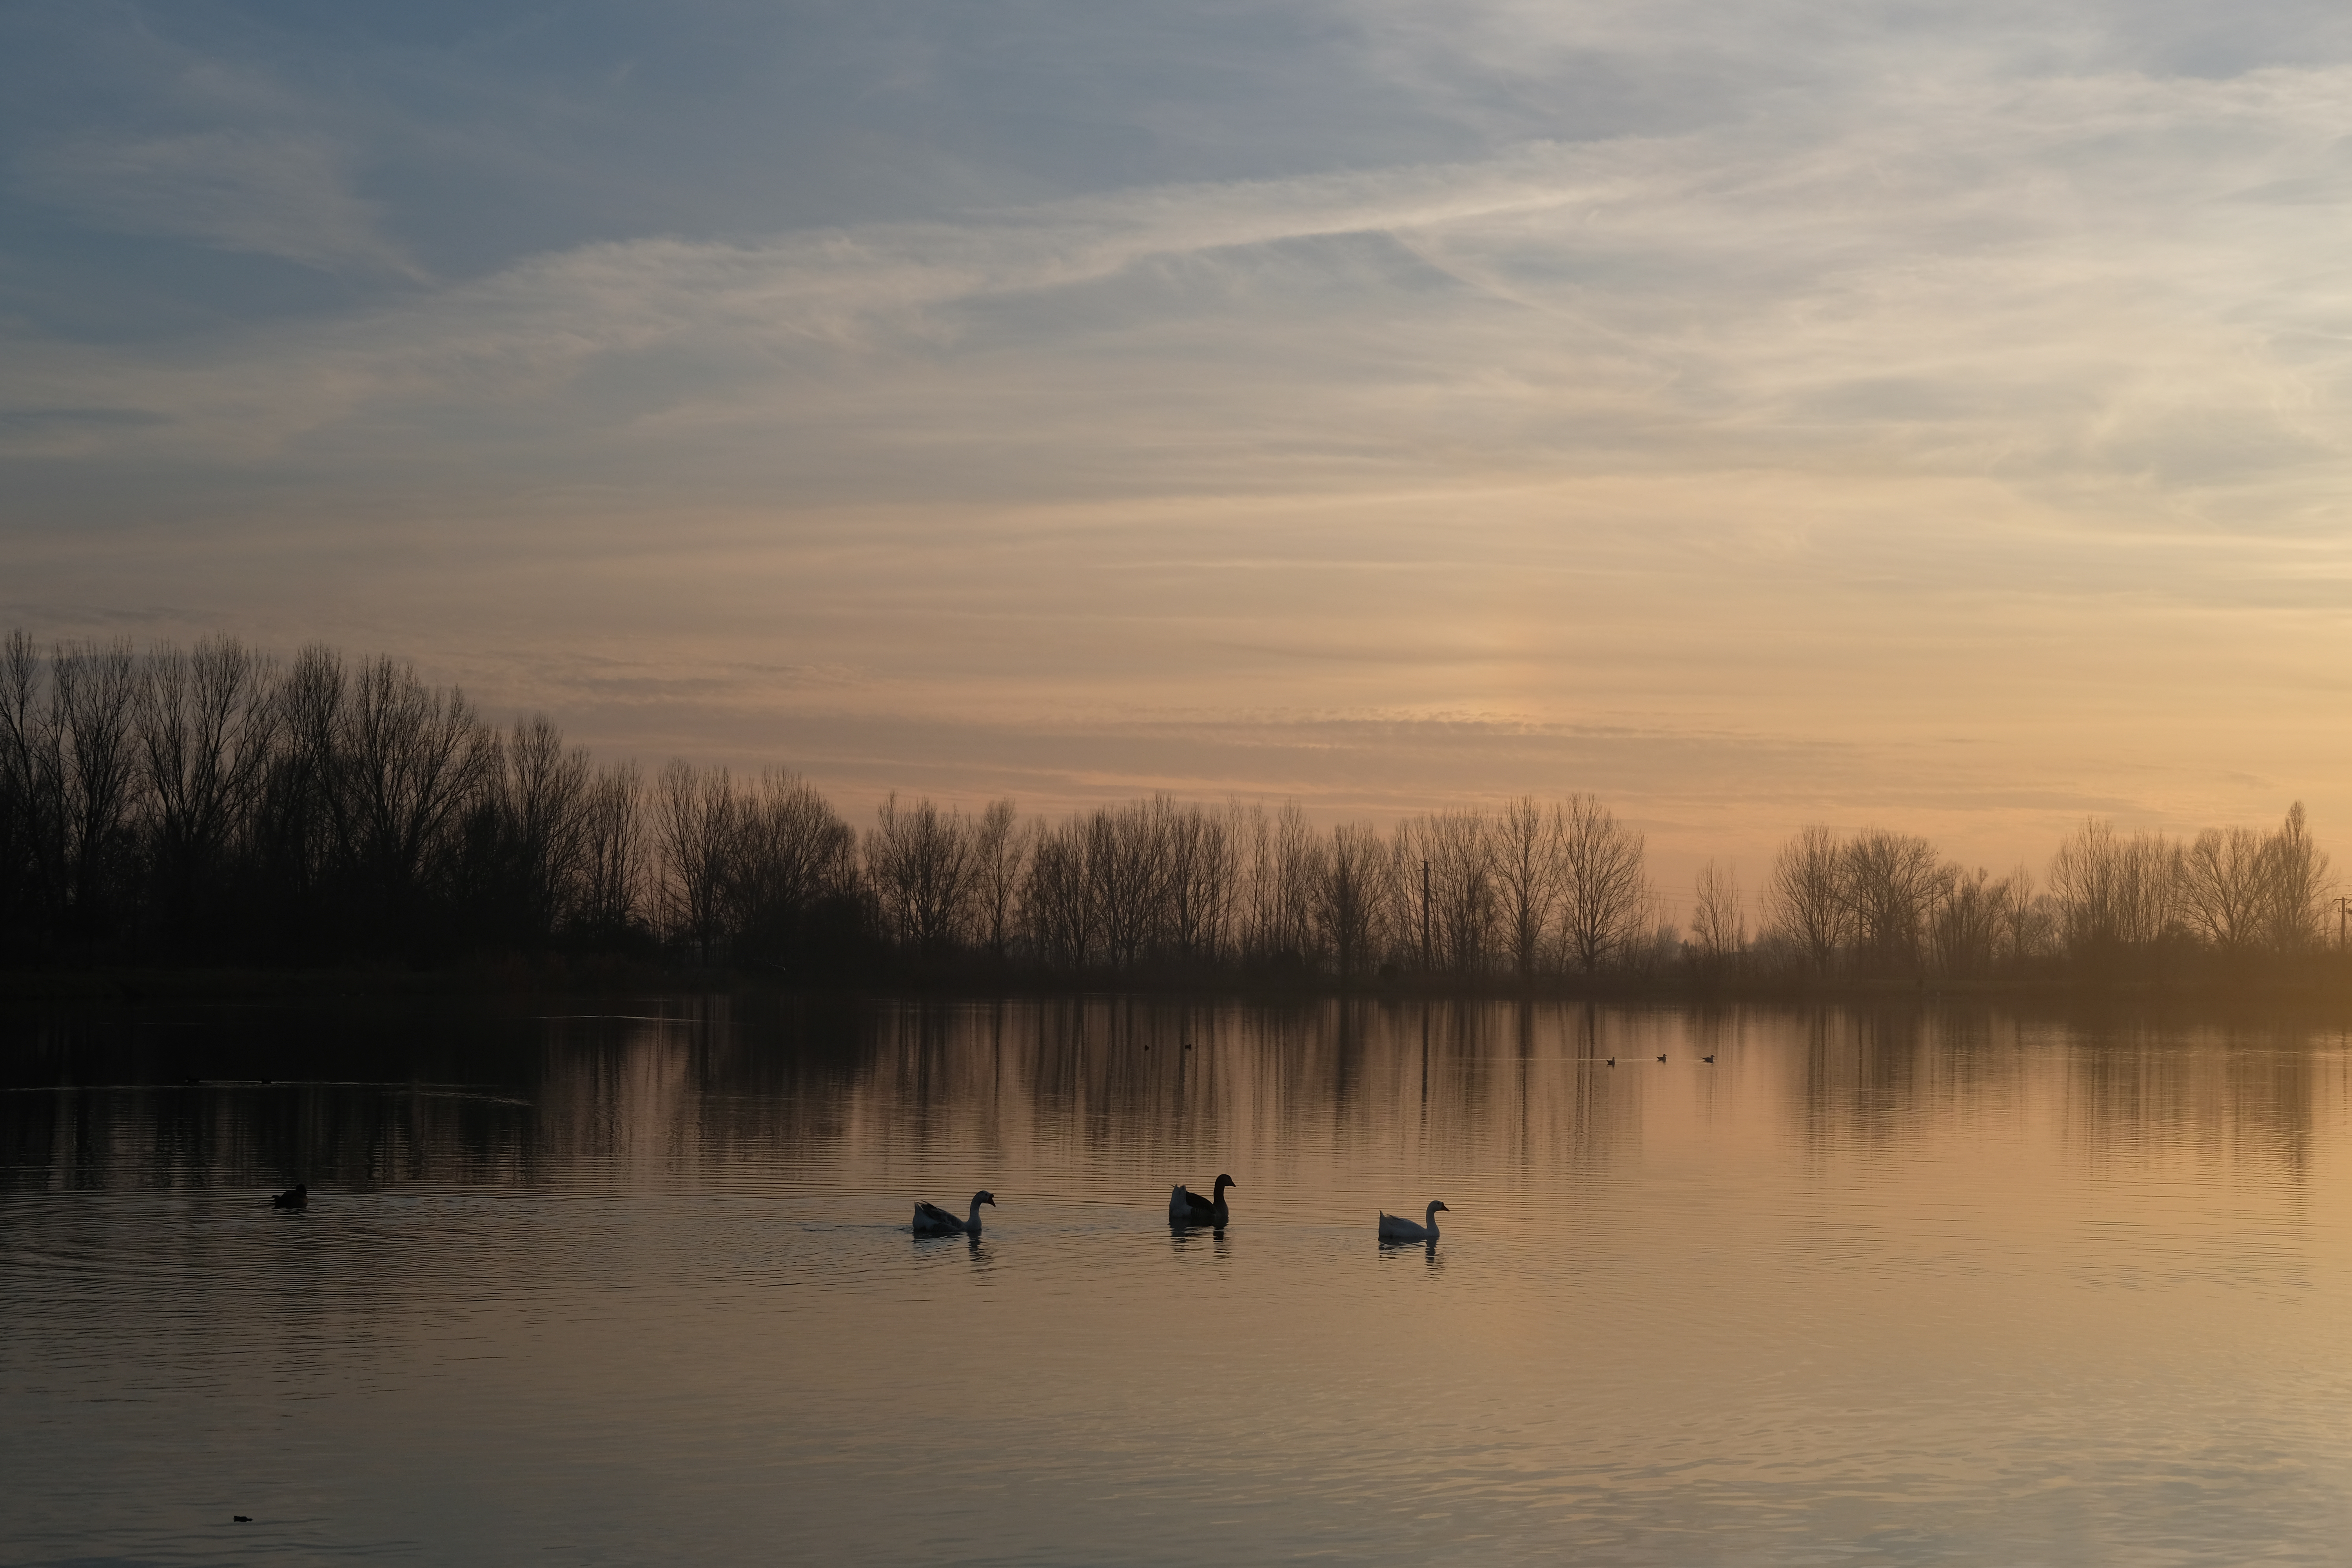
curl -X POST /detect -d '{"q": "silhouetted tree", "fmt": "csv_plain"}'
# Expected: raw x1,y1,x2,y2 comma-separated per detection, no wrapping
2178,825,2268,955
867,793,978,958
1690,859,1744,970
576,760,646,942
1161,801,1237,965
1930,867,2007,980
1559,795,1648,975
1240,802,1318,969
2259,801,2330,954
1315,822,1390,980
727,769,857,965
1022,814,1094,969
1412,808,1495,975
1767,826,1845,976
339,655,496,947
137,637,279,951
1494,797,1564,980
2049,818,2177,962
970,799,1025,962
1841,829,1945,975
655,761,736,963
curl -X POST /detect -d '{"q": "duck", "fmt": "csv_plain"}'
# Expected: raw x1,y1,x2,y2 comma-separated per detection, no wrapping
1169,1174,1236,1228
912,1191,995,1236
270,1185,308,1210
1606,1057,1616,1067
1702,1054,1716,1063
1378,1200,1448,1242
1656,1054,1667,1063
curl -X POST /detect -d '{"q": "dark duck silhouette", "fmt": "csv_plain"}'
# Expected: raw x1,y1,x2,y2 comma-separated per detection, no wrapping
912,1191,994,1236
1378,1200,1448,1242
1169,1174,1236,1228
270,1185,308,1210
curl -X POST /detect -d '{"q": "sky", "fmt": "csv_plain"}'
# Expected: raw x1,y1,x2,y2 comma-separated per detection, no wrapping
6,0,2352,899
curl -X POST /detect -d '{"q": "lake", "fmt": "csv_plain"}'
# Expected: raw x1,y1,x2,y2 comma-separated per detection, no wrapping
4,995,2350,1565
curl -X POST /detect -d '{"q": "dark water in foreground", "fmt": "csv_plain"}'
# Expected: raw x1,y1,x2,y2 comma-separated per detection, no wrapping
4,996,2352,1565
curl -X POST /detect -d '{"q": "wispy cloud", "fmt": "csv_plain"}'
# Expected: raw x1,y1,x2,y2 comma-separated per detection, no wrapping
9,1,2352,865
12,127,422,279
11,62,2352,530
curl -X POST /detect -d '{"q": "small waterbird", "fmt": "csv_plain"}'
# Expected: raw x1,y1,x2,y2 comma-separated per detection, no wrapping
1378,1201,1449,1243
270,1185,307,1210
912,1191,995,1236
1169,1174,1235,1228
1702,1054,1716,1063
1657,1054,1667,1062
1606,1057,1616,1067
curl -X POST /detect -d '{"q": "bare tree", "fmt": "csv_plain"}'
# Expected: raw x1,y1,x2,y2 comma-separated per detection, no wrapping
1841,829,1946,974
2048,818,2178,958
2178,825,2267,953
969,799,1027,961
1238,802,1318,966
577,760,645,938
1930,866,2007,980
478,714,596,943
1161,802,1237,965
1559,795,1648,975
1315,821,1390,979
339,655,497,929
1022,814,1095,969
2000,865,2051,966
1089,798,1174,970
655,760,737,962
2259,801,2330,953
1766,826,1846,975
138,637,281,939
1412,808,1495,975
729,768,857,961
1690,859,1744,966
866,793,978,957
0,633,58,928
247,643,348,927
1493,797,1565,980
37,641,145,926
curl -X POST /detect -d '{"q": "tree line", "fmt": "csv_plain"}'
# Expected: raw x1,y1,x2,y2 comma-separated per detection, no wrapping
0,633,2339,986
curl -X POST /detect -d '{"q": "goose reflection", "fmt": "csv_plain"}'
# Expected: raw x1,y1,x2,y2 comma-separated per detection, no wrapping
1167,1224,1233,1257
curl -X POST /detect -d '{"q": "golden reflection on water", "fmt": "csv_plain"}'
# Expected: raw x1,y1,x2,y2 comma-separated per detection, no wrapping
5,998,2352,1565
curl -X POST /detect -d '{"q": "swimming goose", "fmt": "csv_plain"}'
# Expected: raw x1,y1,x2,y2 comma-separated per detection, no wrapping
1377,1200,1448,1242
270,1185,308,1210
912,1191,995,1235
1169,1174,1236,1227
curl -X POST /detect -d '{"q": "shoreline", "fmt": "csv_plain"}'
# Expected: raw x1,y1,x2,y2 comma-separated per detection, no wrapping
6,961,2352,1024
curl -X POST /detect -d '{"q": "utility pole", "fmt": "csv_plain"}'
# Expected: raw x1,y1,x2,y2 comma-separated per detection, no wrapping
2337,895,2350,949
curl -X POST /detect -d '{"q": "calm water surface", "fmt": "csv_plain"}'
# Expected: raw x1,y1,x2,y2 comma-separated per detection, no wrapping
5,996,2352,1565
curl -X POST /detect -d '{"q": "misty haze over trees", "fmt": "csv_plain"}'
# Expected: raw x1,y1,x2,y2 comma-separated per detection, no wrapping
0,633,2339,990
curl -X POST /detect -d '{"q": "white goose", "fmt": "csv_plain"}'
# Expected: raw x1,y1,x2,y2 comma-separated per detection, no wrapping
1168,1174,1236,1228
1377,1200,1449,1242
912,1190,995,1236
